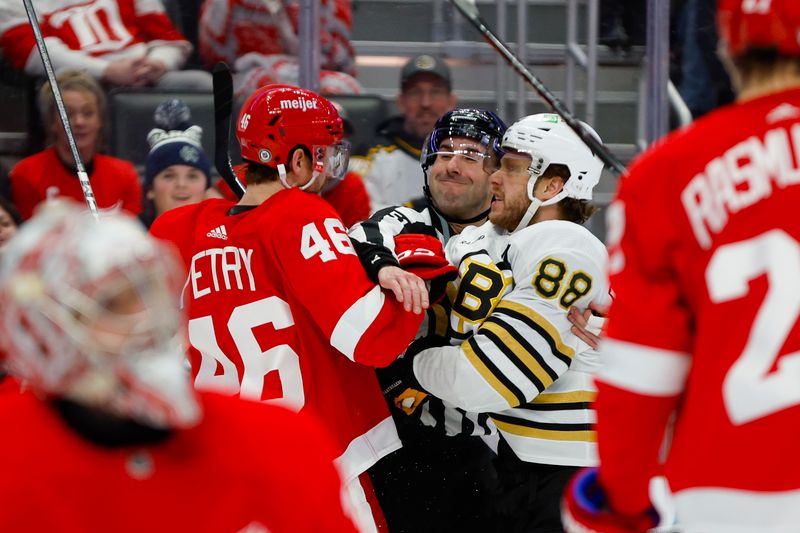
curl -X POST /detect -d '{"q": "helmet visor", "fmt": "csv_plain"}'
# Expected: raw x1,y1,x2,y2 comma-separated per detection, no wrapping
312,141,352,182
422,136,499,171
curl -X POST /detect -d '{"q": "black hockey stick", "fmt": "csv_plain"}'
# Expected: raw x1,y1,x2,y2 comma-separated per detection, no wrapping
22,0,100,218
212,63,245,198
449,0,627,176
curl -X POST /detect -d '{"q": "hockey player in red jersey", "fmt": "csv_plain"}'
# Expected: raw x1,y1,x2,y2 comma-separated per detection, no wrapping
562,1,800,531
0,204,358,533
150,84,435,532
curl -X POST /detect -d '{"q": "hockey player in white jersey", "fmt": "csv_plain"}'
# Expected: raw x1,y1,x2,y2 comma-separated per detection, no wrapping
394,113,610,531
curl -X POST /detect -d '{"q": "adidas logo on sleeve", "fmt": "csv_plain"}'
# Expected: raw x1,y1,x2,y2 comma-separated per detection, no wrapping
206,225,228,240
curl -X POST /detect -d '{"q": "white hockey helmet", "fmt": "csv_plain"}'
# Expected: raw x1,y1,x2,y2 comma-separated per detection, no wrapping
0,203,200,429
502,113,604,200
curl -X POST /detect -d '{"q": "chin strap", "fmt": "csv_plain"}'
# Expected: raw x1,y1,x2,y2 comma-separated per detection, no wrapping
278,164,319,191
513,176,569,233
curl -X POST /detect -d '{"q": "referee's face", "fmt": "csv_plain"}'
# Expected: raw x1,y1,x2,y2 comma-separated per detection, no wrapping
428,137,493,221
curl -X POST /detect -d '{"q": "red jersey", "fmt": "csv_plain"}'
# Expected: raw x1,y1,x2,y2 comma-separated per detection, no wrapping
597,87,800,530
0,389,358,533
0,0,190,78
10,147,142,220
150,190,422,482
216,166,370,228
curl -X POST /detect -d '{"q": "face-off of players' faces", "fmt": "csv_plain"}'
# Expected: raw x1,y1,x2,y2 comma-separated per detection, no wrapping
428,137,494,220
489,151,539,231
149,165,208,216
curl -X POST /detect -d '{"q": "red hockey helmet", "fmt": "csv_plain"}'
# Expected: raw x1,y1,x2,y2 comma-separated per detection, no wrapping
236,85,348,180
718,0,800,56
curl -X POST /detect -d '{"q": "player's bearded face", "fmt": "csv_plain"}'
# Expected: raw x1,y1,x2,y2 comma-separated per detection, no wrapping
489,152,534,231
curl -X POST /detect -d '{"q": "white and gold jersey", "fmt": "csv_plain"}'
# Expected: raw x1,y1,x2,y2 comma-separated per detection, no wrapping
413,220,610,466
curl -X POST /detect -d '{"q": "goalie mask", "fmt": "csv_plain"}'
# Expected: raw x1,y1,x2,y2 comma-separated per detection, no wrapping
499,113,604,231
236,84,350,191
0,204,200,429
420,108,507,224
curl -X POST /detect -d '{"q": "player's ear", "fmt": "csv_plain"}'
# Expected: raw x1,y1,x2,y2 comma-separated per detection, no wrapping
540,175,565,200
289,147,309,175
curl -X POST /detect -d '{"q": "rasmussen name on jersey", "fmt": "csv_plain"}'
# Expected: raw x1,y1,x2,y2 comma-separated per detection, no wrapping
682,123,800,249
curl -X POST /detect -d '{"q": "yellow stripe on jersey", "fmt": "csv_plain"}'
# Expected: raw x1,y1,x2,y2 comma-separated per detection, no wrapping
492,418,597,443
531,391,597,405
495,300,575,361
463,340,520,407
480,320,556,390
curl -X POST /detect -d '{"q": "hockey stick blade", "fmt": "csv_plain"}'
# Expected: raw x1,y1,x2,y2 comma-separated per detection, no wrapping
212,63,245,198
449,0,627,176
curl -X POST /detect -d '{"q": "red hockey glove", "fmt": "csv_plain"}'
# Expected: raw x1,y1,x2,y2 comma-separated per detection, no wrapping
562,468,659,533
394,234,457,303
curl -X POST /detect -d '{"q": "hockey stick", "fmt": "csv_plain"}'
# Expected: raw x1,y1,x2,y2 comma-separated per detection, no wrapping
449,0,627,176
212,63,245,199
22,0,100,218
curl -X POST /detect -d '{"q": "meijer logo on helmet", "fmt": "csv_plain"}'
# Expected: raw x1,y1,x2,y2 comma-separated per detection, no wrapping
279,98,319,111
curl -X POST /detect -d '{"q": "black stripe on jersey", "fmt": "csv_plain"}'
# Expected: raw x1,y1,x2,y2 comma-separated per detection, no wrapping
480,317,550,390
427,397,448,437
493,306,573,367
467,336,527,406
518,401,593,412
457,406,476,435
490,413,593,433
483,315,560,383
477,412,493,435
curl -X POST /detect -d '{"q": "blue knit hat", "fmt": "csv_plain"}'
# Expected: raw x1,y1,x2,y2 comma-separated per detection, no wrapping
144,125,211,188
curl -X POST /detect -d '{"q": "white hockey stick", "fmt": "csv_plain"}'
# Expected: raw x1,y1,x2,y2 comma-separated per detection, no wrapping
450,0,627,176
22,0,100,218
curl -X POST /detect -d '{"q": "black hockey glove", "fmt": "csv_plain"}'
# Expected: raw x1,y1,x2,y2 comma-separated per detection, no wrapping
381,335,449,416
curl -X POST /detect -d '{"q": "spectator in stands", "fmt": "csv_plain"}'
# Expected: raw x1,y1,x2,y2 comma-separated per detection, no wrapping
141,126,212,229
676,0,735,117
199,0,361,99
599,0,646,49
0,197,21,257
9,70,142,220
0,0,212,90
361,54,457,213
139,98,213,228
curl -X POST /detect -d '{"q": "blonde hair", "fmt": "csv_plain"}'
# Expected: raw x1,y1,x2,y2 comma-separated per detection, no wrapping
38,70,106,148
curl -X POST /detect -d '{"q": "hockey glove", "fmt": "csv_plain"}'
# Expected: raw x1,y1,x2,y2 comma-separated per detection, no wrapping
381,335,448,416
394,234,458,304
562,468,659,533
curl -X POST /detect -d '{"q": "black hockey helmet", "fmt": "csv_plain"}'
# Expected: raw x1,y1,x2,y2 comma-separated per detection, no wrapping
421,108,507,225
420,108,508,172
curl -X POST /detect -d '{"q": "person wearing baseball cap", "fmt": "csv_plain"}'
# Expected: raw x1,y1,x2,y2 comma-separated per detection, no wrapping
359,54,457,213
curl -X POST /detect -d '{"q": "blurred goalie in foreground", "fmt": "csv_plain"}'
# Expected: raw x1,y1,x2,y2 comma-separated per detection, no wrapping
0,204,358,532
